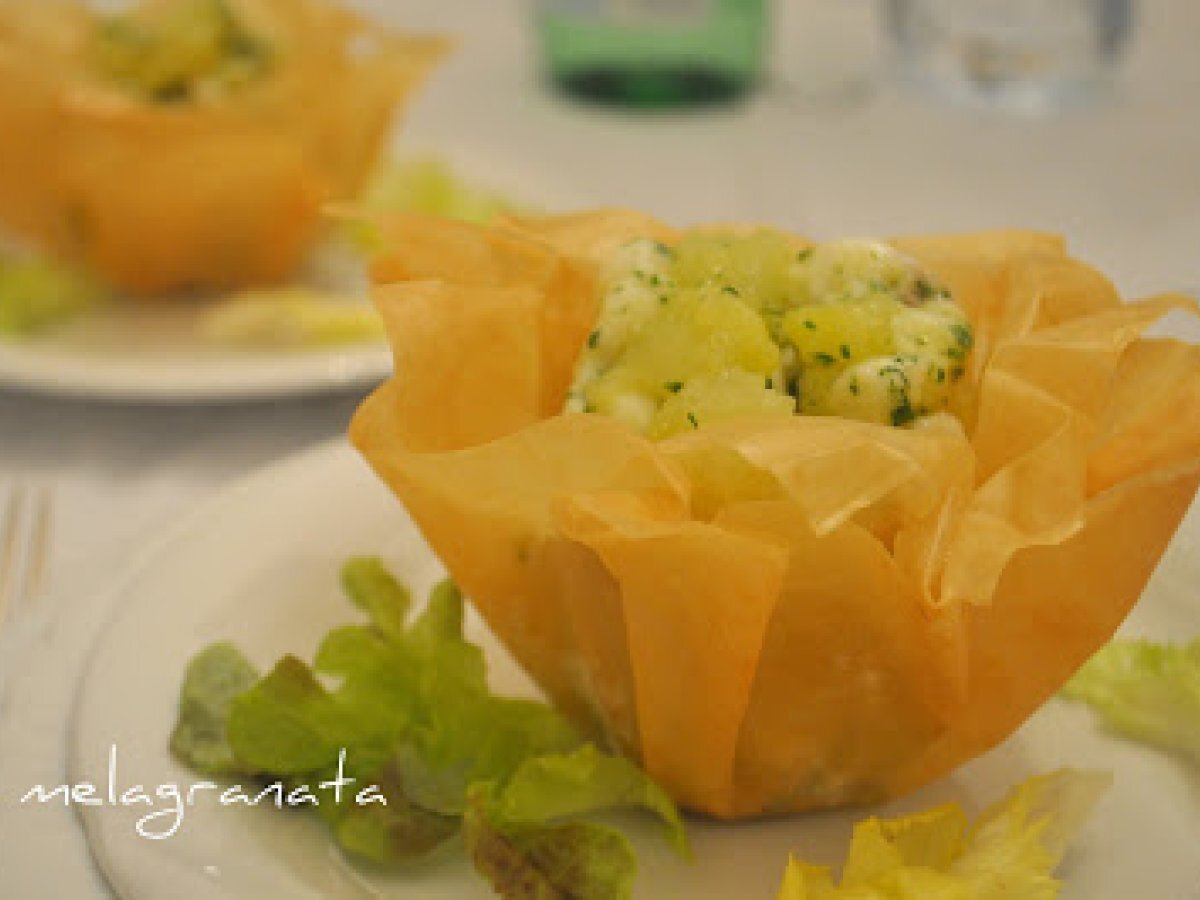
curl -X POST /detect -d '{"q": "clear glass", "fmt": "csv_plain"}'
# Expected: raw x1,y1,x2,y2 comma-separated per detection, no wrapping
536,0,768,106
774,0,882,109
884,0,1133,113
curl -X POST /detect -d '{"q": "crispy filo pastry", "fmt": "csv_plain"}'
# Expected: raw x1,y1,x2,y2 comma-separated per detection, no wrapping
0,0,448,295
353,212,1200,818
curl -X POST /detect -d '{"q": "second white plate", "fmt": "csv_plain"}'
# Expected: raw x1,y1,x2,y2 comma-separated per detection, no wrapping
0,311,393,403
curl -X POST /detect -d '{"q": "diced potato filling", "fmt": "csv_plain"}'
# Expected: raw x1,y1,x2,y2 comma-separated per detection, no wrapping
566,229,973,437
90,0,272,103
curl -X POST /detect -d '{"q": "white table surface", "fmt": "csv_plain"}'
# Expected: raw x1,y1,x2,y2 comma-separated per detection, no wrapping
1,0,1198,897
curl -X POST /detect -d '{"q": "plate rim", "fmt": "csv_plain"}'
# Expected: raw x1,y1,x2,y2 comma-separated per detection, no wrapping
63,435,366,893
0,332,393,405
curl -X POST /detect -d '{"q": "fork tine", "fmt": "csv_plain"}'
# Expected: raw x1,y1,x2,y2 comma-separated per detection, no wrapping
0,484,53,627
0,485,27,624
21,486,52,608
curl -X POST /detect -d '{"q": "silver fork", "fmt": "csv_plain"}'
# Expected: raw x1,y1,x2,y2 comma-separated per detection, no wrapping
0,483,54,629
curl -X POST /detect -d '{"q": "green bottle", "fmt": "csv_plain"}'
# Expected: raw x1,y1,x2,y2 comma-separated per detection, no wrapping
536,0,768,106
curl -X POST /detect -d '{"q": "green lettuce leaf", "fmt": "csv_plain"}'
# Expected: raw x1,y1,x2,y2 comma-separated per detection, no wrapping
465,786,637,900
226,655,382,773
169,641,260,775
494,745,690,857
329,750,462,863
0,256,104,337
1061,637,1200,765
346,156,525,254
776,770,1110,900
335,800,460,864
361,157,516,225
170,557,688,887
340,555,411,640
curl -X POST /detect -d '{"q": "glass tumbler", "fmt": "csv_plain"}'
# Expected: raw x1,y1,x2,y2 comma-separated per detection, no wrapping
883,0,1133,113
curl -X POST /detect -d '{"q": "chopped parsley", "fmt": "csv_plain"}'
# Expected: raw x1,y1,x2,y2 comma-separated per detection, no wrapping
951,322,973,349
570,233,975,435
891,402,917,427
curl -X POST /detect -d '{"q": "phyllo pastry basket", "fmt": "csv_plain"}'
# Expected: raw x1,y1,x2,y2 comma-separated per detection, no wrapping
352,211,1200,818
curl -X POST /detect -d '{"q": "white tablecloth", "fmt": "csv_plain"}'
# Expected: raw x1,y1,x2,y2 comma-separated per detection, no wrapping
1,0,1198,896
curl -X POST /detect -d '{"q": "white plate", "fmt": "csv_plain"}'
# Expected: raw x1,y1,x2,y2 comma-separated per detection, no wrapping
0,144,567,404
0,316,393,404
65,439,1200,898
0,222,392,402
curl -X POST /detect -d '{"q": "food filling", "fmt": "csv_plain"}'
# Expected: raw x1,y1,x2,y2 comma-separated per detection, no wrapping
90,0,273,103
566,229,974,438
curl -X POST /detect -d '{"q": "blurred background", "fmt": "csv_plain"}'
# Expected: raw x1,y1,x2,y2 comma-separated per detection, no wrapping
1,0,1196,314
336,0,1198,298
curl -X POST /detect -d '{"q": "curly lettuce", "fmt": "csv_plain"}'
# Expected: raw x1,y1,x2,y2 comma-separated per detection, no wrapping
1062,637,1200,766
776,770,1111,900
170,557,687,898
